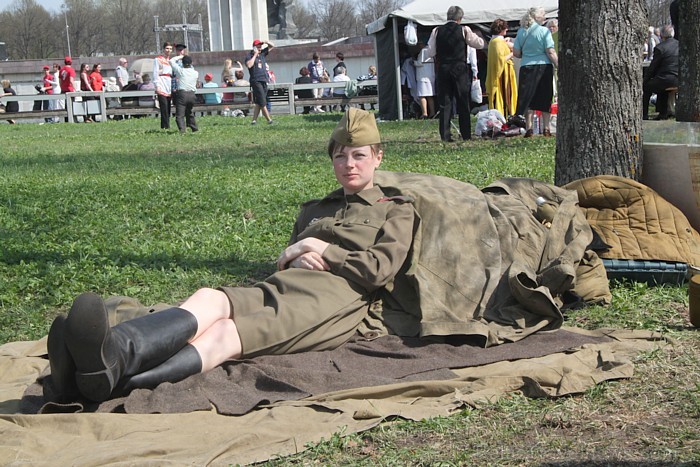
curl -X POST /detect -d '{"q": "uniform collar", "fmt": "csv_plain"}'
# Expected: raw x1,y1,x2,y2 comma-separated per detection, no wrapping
325,185,384,205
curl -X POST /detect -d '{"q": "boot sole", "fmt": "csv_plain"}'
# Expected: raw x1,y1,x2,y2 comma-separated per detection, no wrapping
64,292,117,402
46,314,80,401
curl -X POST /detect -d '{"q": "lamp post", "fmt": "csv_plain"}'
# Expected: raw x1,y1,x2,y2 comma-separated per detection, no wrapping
64,11,72,57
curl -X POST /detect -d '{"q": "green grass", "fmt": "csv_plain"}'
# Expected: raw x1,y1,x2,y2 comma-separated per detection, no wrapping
1,114,698,464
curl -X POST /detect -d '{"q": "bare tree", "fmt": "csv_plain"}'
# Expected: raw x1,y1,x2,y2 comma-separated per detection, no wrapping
357,0,406,30
676,0,700,121
102,0,153,55
645,0,672,26
0,0,58,59
310,0,357,41
63,0,106,57
291,2,318,39
555,0,648,185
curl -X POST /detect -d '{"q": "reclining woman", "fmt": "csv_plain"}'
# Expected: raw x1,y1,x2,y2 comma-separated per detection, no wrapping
48,108,416,403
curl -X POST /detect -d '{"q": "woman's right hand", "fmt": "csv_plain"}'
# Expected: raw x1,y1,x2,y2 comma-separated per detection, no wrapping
277,237,331,271
287,252,330,271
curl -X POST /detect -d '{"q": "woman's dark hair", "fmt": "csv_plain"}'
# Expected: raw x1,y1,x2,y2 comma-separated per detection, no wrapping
91,63,101,72
81,63,90,72
163,41,172,49
336,52,344,60
490,19,508,35
299,67,310,76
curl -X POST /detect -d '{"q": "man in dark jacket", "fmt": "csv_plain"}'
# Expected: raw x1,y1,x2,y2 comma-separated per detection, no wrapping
642,24,679,120
426,6,484,142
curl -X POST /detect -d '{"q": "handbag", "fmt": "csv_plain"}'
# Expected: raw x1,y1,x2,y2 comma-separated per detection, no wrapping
470,79,482,103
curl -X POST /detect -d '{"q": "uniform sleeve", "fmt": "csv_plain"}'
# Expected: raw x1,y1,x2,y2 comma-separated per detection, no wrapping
322,202,415,292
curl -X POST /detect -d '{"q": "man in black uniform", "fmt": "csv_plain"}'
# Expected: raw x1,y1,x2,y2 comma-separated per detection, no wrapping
426,6,484,141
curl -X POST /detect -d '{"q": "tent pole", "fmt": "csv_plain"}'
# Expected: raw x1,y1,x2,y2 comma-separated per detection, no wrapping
393,18,403,121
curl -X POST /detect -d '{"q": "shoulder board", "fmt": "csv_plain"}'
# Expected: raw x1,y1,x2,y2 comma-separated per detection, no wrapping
377,195,414,204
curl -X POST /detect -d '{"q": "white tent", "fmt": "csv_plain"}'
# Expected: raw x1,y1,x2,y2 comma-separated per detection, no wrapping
368,0,558,120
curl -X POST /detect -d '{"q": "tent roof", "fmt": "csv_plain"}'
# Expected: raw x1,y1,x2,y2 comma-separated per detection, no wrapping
367,0,558,34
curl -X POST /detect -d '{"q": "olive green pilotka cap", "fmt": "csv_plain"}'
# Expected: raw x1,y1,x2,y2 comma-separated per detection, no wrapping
327,108,381,157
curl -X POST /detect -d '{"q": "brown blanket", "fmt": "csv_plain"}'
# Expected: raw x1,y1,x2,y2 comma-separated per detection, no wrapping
30,329,608,415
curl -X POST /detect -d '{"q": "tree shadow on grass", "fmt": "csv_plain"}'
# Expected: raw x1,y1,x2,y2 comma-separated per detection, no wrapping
2,247,276,285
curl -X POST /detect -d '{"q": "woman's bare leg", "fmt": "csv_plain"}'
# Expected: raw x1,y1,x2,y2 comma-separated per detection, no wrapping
178,287,243,371
190,319,242,371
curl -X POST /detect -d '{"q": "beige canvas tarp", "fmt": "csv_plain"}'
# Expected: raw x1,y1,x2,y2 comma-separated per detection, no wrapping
1,328,665,465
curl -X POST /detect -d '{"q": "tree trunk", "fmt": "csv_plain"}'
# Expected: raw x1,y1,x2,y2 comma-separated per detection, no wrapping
676,0,700,121
554,0,647,185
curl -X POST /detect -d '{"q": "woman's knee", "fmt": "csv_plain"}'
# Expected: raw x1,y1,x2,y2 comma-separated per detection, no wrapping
185,287,231,318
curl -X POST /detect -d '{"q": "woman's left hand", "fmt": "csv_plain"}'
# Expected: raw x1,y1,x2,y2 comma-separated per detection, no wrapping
277,237,331,270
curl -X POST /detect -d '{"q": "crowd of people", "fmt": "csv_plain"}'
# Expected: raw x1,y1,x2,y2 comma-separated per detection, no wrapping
396,6,560,141
2,3,680,133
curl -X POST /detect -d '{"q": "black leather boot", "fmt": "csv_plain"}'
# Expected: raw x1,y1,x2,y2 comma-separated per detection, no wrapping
64,292,199,402
45,314,80,402
116,344,202,396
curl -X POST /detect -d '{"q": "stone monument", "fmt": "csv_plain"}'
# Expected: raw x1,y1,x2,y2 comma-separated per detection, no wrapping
207,0,297,51
207,0,269,51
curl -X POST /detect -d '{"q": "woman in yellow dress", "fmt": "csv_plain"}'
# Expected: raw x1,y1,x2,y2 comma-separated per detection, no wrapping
485,19,518,118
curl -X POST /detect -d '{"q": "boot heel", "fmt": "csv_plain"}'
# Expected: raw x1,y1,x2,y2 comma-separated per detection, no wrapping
64,292,121,402
45,314,80,402
74,365,118,402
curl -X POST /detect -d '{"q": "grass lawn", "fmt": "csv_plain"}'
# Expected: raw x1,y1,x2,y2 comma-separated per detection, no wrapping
1,114,698,464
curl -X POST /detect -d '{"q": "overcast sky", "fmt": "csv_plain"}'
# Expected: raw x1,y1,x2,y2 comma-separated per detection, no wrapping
0,0,63,13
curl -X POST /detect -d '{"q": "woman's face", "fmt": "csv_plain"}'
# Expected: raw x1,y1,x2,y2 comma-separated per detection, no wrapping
164,45,173,56
332,145,382,194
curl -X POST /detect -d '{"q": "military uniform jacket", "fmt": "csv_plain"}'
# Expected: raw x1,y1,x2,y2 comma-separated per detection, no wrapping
290,185,416,294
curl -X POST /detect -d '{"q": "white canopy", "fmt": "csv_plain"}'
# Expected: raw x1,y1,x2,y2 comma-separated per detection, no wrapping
368,0,558,33
368,0,559,121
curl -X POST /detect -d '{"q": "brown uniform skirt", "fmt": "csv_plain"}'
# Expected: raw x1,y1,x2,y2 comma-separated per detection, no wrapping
220,268,370,358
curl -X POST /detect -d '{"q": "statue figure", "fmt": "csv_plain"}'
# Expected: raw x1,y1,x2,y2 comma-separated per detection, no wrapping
267,0,297,39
